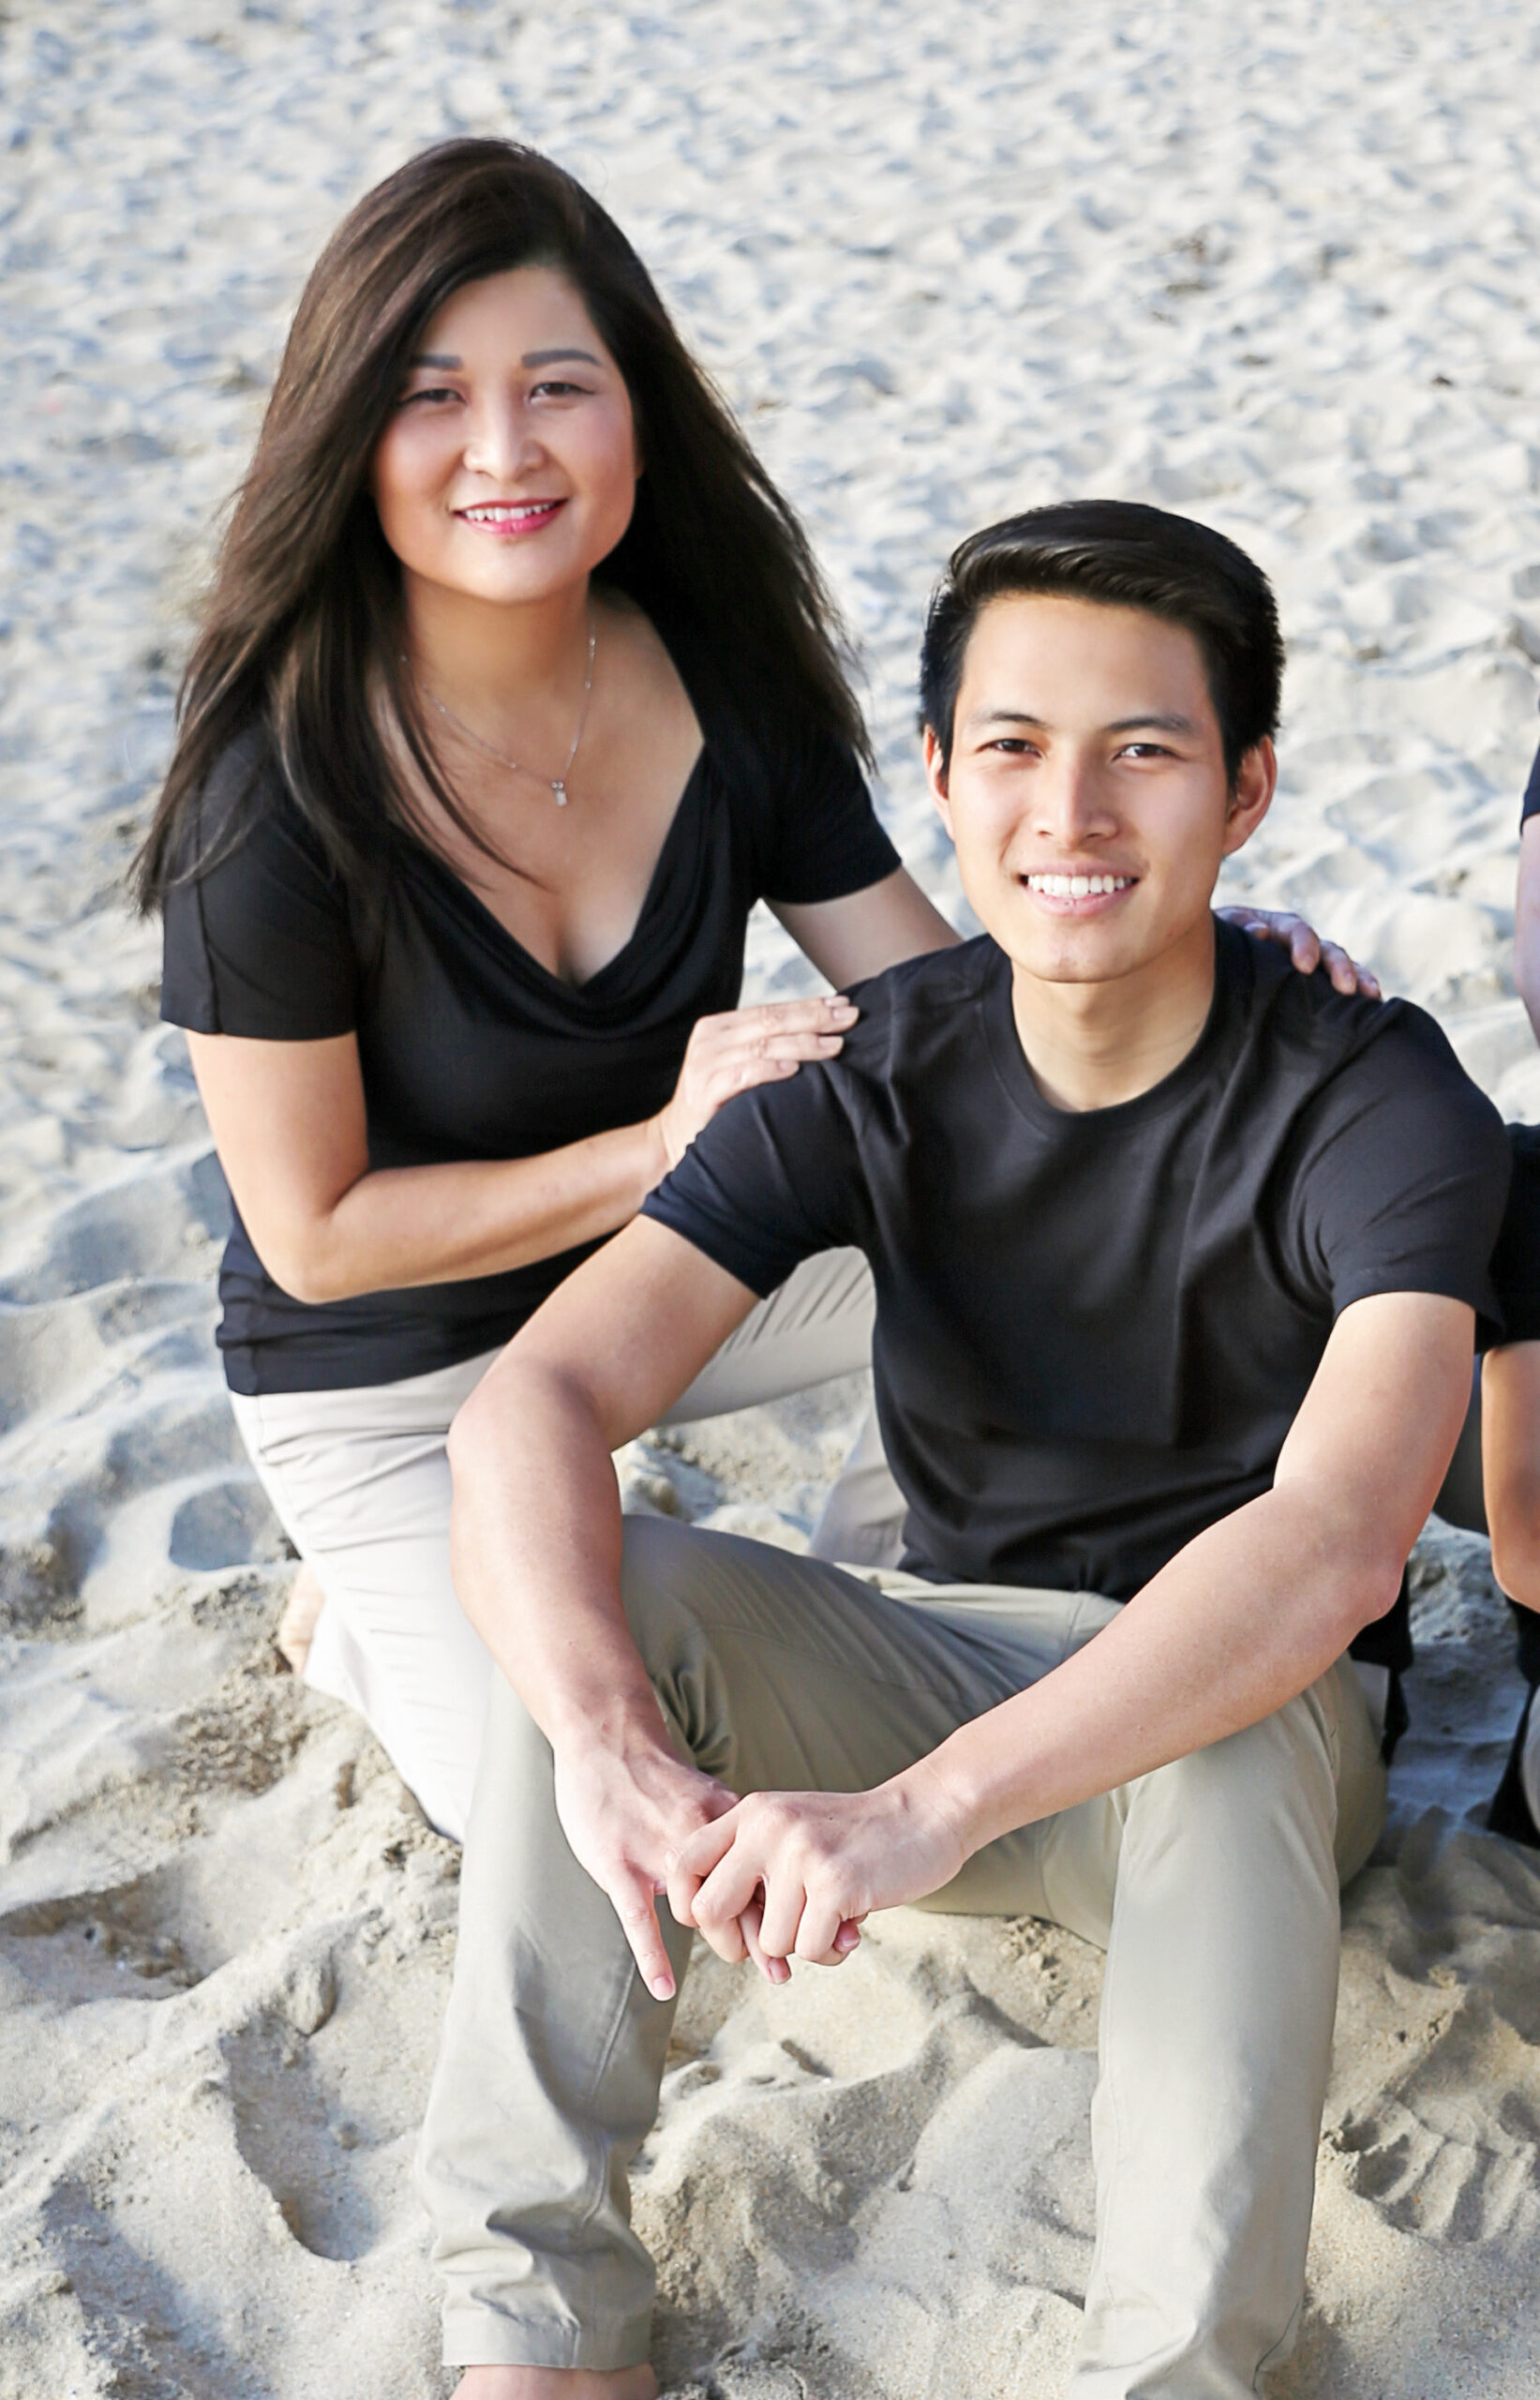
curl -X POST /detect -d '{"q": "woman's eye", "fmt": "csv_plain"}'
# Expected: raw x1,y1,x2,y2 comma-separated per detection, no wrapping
401,385,458,408
531,379,587,399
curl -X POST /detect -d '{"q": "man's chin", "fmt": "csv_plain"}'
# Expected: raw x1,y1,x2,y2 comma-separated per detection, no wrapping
984,896,1221,991
995,923,1149,988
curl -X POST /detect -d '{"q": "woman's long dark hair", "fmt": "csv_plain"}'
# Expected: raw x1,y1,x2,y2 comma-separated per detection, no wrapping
133,139,869,923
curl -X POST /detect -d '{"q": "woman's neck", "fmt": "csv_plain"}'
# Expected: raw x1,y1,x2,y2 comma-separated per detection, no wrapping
402,571,594,713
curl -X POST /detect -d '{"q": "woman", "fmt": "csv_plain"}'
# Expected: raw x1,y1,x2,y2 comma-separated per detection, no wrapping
137,139,1356,1842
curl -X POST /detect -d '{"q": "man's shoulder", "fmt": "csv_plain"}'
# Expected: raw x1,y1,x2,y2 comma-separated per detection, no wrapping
838,934,1002,1066
1225,922,1488,1109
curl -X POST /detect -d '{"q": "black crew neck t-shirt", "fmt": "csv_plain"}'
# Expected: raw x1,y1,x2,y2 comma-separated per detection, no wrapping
645,922,1507,1662
159,620,900,1395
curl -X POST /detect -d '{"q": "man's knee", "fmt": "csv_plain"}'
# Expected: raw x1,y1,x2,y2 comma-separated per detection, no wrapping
1121,1683,1346,1899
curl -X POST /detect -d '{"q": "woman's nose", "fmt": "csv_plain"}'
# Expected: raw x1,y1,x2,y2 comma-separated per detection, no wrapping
462,400,544,482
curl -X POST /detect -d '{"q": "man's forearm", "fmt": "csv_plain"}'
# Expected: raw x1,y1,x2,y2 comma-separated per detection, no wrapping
444,1219,760,1766
447,1361,666,1751
909,1482,1394,1856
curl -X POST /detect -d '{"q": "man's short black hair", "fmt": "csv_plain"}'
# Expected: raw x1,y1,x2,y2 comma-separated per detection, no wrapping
919,499,1285,785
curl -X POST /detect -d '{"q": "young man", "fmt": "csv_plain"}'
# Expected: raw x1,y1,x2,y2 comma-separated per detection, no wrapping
420,502,1509,2400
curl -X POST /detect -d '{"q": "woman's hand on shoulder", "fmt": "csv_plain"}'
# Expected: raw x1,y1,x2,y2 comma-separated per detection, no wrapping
650,996,859,1175
1217,904,1381,998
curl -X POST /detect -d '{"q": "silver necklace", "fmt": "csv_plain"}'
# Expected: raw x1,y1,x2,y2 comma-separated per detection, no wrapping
419,612,597,806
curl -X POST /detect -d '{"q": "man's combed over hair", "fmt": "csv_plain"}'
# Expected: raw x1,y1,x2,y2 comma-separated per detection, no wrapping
920,500,1285,783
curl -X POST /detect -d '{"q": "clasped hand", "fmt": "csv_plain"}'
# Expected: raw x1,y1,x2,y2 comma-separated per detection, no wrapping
665,1777,966,1981
556,1730,969,1997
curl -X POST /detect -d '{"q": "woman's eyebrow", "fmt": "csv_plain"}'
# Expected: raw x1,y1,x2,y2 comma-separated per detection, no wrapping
406,347,602,370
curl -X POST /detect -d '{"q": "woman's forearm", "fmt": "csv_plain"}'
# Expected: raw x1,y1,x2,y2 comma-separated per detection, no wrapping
274,1116,666,1302
190,995,856,1307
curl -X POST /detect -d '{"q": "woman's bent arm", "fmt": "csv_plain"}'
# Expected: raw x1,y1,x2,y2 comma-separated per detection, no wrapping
772,867,958,986
187,995,853,1303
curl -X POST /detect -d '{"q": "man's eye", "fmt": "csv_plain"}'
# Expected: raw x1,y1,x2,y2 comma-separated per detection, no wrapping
987,738,1039,756
1118,742,1174,759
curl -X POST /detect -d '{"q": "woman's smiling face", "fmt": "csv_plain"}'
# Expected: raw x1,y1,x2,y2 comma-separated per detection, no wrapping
370,264,642,608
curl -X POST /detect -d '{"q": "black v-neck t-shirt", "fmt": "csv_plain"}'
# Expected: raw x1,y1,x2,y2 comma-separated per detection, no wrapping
159,626,899,1394
645,924,1508,1660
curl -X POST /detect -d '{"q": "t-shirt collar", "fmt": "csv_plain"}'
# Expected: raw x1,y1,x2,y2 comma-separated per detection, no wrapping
979,915,1248,1135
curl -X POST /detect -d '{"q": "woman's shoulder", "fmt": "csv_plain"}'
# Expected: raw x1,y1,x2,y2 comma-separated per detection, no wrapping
159,722,360,1038
177,723,335,890
601,587,892,898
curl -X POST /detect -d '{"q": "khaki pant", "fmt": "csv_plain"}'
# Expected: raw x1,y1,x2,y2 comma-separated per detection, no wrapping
417,1516,1387,2396
229,1250,902,1841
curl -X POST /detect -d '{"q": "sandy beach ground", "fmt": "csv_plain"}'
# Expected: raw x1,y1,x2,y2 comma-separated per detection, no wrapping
5,3,1540,2392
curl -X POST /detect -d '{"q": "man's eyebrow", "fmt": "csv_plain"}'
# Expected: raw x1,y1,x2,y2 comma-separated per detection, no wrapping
964,707,1201,737
1104,712,1201,737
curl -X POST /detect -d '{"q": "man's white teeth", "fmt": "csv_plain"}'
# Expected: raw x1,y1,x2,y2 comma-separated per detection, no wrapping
1026,873,1132,897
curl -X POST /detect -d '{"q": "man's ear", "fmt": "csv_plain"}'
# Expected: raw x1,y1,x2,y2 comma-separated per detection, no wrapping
923,724,955,841
1220,736,1278,861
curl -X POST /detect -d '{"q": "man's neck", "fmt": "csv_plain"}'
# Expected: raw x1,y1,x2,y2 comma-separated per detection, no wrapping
1009,912,1219,1114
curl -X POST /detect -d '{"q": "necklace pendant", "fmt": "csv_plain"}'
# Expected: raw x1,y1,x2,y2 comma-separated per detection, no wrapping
551,780,568,807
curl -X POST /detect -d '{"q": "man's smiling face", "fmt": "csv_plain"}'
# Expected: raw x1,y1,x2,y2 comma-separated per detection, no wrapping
925,592,1275,988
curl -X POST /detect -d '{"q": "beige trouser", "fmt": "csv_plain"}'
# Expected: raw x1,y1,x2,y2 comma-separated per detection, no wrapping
228,1249,902,1841
417,1515,1387,2397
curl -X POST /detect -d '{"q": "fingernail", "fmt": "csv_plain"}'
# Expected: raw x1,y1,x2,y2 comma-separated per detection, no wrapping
650,1975,675,2002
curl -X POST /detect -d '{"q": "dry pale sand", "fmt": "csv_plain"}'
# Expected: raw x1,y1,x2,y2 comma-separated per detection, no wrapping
5,3,1540,2394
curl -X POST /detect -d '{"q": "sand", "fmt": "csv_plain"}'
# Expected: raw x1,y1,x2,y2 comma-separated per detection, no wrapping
4,1,1540,2392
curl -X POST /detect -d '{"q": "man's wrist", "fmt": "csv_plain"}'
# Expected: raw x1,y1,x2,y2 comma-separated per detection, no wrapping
545,1683,669,1763
893,1743,991,1864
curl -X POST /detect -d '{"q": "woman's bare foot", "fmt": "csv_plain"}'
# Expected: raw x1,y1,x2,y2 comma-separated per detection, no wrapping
276,1561,325,1677
451,2369,657,2400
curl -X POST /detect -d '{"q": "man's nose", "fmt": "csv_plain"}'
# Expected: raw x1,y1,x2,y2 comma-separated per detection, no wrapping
1031,754,1114,847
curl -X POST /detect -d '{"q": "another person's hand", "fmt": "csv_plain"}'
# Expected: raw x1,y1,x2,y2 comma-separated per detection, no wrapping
1217,905,1381,998
665,1767,968,1984
551,1733,740,2001
650,996,858,1173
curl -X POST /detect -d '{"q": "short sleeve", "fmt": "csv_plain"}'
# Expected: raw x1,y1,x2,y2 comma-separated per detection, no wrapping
650,608,900,908
1489,1122,1540,1347
754,715,902,907
1287,1007,1510,1333
158,736,360,1040
1523,738,1540,830
642,1061,868,1297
